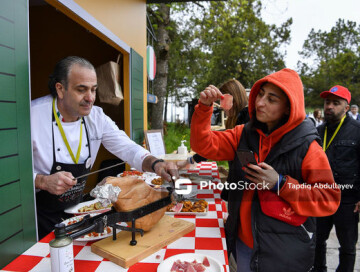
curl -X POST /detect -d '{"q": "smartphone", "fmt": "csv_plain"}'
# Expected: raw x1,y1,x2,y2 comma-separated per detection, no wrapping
237,150,258,166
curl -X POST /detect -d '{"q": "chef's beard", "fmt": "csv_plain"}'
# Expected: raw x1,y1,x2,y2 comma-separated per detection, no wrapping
324,111,345,124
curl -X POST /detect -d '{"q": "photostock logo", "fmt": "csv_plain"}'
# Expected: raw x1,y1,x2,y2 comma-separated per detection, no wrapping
174,178,192,195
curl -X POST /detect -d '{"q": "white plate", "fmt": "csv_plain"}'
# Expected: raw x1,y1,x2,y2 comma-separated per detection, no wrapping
117,171,164,187
64,199,112,215
157,253,224,272
141,172,164,187
62,213,124,242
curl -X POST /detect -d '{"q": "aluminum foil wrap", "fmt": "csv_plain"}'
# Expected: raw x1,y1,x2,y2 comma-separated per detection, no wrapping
90,183,121,207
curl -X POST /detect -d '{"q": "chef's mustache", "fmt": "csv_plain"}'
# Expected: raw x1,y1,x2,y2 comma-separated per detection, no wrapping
80,101,93,106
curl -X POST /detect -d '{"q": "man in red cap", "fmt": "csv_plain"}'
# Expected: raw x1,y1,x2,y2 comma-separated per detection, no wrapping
314,85,360,272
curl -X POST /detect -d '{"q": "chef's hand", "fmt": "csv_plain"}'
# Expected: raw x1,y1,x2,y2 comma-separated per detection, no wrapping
199,85,223,106
143,156,179,182
150,162,179,182
35,171,77,195
354,201,360,213
242,162,279,190
153,161,179,182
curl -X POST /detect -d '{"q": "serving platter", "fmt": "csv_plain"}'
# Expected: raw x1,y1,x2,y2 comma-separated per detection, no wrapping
165,206,208,216
117,170,164,187
165,199,208,216
141,172,164,187
157,253,224,272
64,199,112,215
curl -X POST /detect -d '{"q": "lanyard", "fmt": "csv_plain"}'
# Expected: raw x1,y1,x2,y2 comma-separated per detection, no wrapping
323,115,346,152
52,98,83,164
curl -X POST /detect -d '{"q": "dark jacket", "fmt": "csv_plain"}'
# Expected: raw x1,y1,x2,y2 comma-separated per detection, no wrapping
317,115,360,203
225,119,319,272
235,106,250,126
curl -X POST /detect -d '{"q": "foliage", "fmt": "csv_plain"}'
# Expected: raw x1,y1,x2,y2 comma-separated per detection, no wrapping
298,19,360,107
148,0,292,117
175,0,292,94
167,14,205,106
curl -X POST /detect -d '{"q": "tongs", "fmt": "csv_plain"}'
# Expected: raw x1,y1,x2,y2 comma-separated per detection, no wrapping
73,161,126,180
56,187,173,245
167,176,199,202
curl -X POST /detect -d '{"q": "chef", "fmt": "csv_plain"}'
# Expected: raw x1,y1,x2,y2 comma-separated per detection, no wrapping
31,56,177,239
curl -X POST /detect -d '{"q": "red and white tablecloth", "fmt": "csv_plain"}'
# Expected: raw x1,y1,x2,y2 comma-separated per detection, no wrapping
3,162,229,272
186,161,218,177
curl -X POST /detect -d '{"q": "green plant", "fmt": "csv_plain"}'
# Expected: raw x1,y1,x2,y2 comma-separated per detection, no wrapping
216,161,229,170
164,122,229,170
164,121,190,153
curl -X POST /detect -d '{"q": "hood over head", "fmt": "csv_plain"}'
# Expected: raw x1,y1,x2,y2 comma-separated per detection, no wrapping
248,68,306,137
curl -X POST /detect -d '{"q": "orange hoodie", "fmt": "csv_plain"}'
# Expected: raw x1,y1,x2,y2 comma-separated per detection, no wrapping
190,68,341,248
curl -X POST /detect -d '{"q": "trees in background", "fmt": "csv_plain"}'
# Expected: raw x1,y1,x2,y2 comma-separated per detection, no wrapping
298,19,360,108
147,0,292,128
147,2,360,126
147,3,171,129
188,0,291,93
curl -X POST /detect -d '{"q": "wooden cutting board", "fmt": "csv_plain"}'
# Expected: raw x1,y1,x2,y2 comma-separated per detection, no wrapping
158,153,187,162
91,215,195,268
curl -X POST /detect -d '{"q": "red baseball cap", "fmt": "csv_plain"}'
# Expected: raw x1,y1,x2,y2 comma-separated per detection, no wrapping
320,85,351,104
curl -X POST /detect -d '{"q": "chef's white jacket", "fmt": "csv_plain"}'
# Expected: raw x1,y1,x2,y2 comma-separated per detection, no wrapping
31,95,150,182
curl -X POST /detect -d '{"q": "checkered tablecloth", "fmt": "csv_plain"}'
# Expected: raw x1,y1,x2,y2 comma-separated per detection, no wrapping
3,163,228,272
186,161,218,177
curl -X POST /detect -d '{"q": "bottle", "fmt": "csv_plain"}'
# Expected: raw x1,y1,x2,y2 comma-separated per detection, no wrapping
178,140,187,155
49,223,74,272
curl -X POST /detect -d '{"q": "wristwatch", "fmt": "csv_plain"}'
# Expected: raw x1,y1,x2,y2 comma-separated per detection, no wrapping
271,174,287,192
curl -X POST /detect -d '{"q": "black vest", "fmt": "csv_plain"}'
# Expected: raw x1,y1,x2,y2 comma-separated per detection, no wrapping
225,118,320,272
317,116,360,203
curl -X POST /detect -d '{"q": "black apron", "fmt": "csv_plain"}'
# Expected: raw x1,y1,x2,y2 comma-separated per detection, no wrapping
36,116,91,240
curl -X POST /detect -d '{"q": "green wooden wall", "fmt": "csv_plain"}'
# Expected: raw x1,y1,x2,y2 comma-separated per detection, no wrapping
130,49,144,145
0,0,37,268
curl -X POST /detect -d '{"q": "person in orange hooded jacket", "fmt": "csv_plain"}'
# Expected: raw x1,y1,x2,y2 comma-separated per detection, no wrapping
190,69,341,272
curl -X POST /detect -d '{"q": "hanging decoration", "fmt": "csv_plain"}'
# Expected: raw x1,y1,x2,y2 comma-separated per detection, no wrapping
146,45,156,81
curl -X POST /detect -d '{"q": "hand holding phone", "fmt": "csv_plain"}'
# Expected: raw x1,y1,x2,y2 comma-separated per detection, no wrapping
237,150,258,167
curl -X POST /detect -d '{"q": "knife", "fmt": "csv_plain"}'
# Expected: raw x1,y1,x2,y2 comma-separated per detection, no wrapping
73,161,127,180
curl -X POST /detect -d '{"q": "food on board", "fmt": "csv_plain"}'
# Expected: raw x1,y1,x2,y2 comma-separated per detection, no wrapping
166,200,208,213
